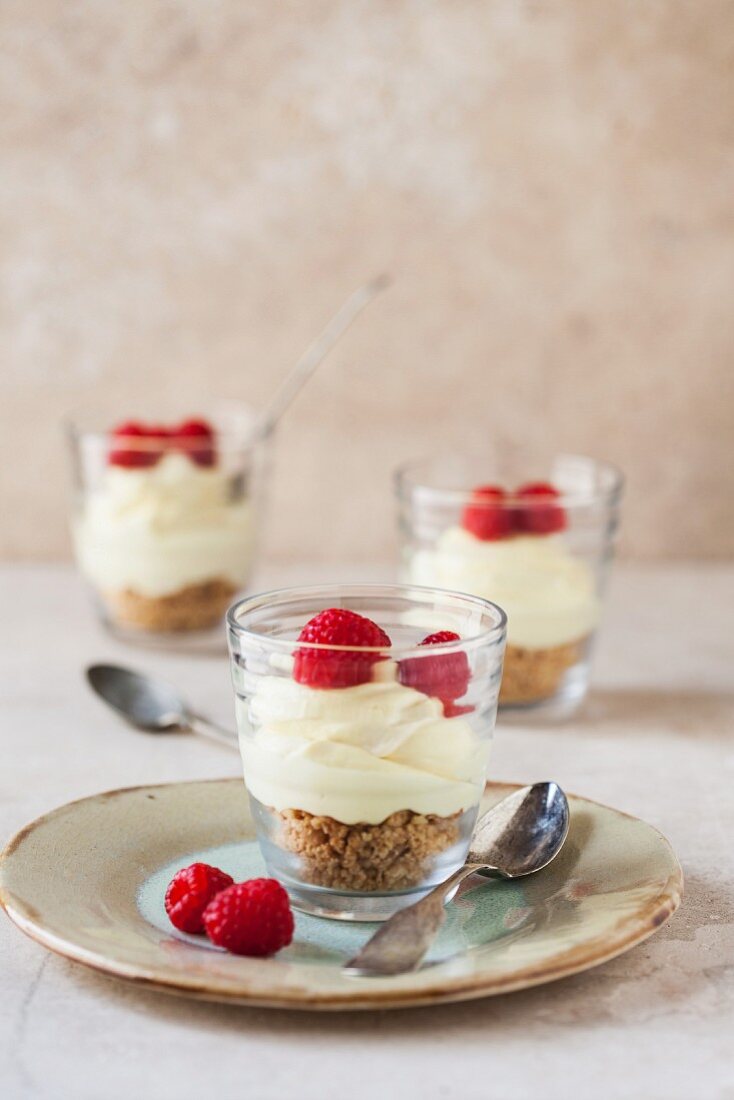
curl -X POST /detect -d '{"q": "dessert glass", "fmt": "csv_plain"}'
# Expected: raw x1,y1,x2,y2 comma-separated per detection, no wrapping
67,398,271,647
227,583,506,920
395,454,623,719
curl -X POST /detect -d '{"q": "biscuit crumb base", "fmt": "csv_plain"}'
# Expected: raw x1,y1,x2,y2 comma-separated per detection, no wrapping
278,808,461,893
499,638,586,705
102,578,237,633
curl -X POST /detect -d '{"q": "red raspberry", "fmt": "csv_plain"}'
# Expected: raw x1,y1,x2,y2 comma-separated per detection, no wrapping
515,481,567,535
164,862,234,934
293,608,392,689
108,421,162,469
147,424,171,442
173,418,216,467
443,701,474,718
203,878,294,956
399,630,470,707
461,485,513,540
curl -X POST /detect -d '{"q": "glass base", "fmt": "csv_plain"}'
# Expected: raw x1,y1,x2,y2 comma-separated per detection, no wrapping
499,653,592,722
101,613,229,654
249,797,478,921
87,578,240,653
276,875,437,922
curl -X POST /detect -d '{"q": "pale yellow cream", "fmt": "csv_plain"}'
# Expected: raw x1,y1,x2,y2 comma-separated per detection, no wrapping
408,529,600,649
237,661,488,824
73,453,253,597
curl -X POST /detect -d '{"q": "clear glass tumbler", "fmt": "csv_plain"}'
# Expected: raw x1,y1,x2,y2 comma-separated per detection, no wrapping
395,454,623,719
227,583,506,920
66,397,271,647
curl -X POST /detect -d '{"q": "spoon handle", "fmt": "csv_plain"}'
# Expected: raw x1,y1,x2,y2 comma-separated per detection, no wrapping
257,273,390,437
343,862,489,977
185,713,239,751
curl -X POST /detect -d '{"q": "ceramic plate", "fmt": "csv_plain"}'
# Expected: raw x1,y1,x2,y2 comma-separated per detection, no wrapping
0,779,682,1011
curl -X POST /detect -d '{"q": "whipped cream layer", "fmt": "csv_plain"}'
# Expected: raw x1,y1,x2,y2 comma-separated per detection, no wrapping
74,453,253,597
409,529,600,650
237,662,488,824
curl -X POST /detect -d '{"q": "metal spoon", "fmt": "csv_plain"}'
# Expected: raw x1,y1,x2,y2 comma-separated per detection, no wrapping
255,273,390,438
86,664,238,750
343,781,569,977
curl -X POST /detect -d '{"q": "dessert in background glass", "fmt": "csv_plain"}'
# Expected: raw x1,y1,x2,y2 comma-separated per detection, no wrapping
395,454,623,718
227,584,506,920
67,399,271,645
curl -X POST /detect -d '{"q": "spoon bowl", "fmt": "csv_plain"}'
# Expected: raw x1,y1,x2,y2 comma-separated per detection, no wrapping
86,665,185,731
469,780,570,877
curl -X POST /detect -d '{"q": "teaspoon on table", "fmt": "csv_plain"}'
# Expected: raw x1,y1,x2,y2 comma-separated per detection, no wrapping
344,781,570,977
86,664,238,750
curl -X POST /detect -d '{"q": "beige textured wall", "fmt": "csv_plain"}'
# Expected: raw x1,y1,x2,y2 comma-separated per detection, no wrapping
2,0,733,564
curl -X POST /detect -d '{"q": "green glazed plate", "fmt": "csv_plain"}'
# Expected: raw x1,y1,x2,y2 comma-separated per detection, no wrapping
0,779,682,1011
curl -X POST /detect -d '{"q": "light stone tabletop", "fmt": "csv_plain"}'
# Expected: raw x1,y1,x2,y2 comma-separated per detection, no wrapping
1,563,732,1100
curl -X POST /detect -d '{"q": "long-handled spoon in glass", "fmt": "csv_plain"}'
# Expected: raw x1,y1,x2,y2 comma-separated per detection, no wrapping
254,272,390,438
344,782,570,977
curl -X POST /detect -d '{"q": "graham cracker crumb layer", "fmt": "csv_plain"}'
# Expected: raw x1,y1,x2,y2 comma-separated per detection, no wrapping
102,578,237,633
278,808,462,892
499,638,586,705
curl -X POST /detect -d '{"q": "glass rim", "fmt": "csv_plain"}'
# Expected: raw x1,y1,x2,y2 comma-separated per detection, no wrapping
394,452,624,509
226,582,507,657
63,395,272,451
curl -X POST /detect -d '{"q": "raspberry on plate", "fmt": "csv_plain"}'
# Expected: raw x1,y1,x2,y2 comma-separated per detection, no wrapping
399,630,471,708
173,418,216,467
461,485,513,541
515,481,567,535
203,878,294,956
293,608,392,689
164,862,234,934
108,421,162,469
